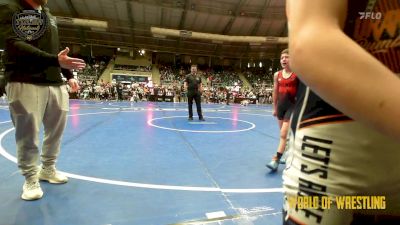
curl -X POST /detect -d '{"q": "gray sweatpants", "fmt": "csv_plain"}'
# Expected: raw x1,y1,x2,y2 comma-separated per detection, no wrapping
6,82,69,181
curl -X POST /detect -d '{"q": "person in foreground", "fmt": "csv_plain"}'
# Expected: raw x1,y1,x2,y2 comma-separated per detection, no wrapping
0,0,86,200
282,0,400,224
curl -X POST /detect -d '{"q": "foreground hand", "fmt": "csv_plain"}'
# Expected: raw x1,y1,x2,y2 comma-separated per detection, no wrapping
58,47,86,70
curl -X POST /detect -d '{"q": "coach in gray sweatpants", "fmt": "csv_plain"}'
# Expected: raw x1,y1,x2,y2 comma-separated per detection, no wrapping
6,83,69,180
0,0,85,200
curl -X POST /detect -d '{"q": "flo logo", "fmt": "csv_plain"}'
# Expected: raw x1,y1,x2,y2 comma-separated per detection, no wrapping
359,12,382,20
12,10,47,41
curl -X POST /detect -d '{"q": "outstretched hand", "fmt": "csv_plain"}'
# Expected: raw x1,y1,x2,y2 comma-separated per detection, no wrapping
58,47,86,70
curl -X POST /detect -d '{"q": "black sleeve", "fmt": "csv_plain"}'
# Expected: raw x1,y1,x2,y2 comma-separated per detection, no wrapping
61,68,74,80
0,5,59,67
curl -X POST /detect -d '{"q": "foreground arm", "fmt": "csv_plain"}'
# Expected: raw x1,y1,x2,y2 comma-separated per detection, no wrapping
287,0,400,141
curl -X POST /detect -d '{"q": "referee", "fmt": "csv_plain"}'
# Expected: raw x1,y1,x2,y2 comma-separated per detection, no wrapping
184,65,205,121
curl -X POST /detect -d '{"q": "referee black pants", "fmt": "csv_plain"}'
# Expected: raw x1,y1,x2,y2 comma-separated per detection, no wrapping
187,92,203,119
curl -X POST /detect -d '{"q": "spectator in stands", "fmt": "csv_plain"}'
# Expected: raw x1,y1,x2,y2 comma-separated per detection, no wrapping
180,83,186,102
225,87,231,105
174,85,181,103
267,92,273,104
184,65,205,121
117,82,123,101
